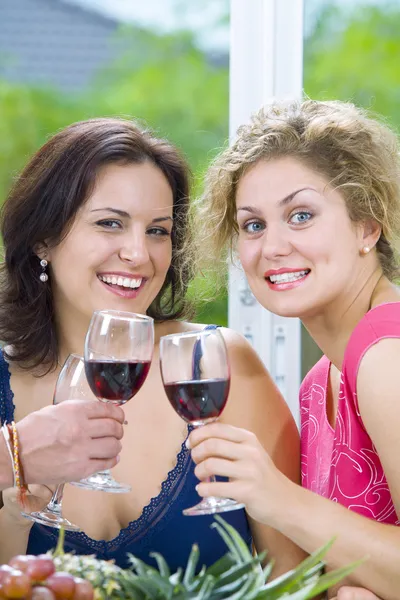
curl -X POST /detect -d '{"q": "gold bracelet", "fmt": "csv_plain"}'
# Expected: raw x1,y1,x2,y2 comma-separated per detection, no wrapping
7,422,28,505
10,421,22,488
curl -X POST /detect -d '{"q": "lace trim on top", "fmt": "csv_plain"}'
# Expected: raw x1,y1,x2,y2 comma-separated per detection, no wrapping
0,350,16,425
36,425,194,555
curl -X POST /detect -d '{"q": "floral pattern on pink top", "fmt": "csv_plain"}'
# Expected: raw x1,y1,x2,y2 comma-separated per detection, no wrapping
300,302,400,525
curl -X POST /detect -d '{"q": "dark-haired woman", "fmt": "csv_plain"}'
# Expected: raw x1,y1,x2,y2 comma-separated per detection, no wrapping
0,118,303,574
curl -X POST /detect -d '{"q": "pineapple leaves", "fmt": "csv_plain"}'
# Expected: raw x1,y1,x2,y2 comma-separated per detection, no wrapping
52,516,360,599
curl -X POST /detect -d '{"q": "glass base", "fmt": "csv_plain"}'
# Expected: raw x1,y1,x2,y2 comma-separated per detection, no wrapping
21,510,81,532
70,470,131,494
183,497,245,516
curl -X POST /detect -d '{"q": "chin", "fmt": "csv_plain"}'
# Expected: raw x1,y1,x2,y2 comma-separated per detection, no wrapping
270,307,303,319
257,298,306,319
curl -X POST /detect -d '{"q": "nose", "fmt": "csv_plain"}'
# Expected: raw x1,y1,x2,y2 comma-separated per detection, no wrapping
119,232,150,266
261,223,292,260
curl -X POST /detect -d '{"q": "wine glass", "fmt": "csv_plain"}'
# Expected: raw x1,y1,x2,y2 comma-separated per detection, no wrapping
77,309,154,494
159,328,245,516
21,354,89,531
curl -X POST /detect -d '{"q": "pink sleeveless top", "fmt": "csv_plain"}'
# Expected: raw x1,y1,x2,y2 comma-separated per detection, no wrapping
300,302,400,525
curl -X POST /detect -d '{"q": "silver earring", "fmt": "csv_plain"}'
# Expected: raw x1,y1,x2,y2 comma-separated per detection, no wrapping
361,246,370,255
39,259,48,282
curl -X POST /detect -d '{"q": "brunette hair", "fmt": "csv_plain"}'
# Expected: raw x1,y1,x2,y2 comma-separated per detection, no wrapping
0,118,195,371
198,99,400,280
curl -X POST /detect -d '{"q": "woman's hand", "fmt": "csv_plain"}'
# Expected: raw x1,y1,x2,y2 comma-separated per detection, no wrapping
333,587,382,599
188,422,288,524
2,484,54,527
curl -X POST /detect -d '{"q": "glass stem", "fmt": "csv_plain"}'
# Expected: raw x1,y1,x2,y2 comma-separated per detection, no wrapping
192,421,218,493
46,483,65,516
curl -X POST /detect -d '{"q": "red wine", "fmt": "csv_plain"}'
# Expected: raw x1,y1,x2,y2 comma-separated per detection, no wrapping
164,378,230,423
85,360,151,404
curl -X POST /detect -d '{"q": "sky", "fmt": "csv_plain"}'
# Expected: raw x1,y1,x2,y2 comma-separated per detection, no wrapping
64,0,385,50
64,0,229,49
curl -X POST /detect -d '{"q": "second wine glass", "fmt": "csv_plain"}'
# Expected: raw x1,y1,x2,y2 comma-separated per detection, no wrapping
75,309,154,493
160,328,245,516
21,353,88,531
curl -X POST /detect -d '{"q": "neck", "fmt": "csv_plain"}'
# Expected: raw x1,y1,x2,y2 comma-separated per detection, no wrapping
302,268,395,370
55,305,166,364
54,307,91,366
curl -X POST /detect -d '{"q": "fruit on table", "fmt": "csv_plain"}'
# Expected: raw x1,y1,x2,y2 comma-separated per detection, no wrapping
0,554,94,600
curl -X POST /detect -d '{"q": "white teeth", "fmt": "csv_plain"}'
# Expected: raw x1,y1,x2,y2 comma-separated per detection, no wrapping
269,270,309,284
98,275,142,289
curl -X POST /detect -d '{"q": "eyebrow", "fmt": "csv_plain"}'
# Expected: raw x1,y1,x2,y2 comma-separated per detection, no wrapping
91,207,173,223
237,187,316,214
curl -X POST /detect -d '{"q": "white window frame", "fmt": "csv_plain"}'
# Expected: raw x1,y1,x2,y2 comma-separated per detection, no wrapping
229,0,304,424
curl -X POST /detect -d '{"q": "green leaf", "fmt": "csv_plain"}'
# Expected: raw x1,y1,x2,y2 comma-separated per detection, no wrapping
183,543,200,588
205,554,236,578
150,552,171,579
277,580,319,600
169,568,183,587
221,572,260,600
216,556,263,588
196,574,217,599
259,538,335,598
303,559,365,598
261,559,275,583
212,516,254,563
128,554,157,577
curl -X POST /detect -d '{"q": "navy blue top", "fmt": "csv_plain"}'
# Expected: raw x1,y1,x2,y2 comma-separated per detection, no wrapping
0,328,252,570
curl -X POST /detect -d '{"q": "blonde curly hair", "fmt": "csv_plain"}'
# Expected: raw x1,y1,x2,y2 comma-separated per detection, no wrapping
197,99,400,280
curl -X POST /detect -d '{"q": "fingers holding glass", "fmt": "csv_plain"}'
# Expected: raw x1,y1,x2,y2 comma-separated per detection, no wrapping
75,310,153,493
159,328,244,516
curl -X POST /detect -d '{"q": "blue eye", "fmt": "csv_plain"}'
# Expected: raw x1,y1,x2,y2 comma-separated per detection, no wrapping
243,221,265,234
290,211,312,225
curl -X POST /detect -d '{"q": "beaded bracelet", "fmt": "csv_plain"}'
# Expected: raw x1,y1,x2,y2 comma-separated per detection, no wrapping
6,421,28,505
10,422,22,489
1,423,15,486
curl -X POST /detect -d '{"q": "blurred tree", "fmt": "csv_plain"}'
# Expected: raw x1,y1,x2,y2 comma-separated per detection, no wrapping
0,82,86,205
304,3,400,129
90,27,229,176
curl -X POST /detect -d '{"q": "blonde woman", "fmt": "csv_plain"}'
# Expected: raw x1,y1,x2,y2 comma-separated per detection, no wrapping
191,100,400,598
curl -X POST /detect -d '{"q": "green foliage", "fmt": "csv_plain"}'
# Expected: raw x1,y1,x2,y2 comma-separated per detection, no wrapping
91,27,229,175
304,3,400,130
52,516,360,599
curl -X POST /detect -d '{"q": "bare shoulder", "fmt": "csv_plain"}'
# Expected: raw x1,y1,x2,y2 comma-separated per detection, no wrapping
218,326,270,377
357,336,400,413
357,337,400,386
156,320,205,338
218,328,300,475
356,337,400,517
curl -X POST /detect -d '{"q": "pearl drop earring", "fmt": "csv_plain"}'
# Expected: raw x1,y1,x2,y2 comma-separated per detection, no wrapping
362,246,370,255
39,259,48,282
